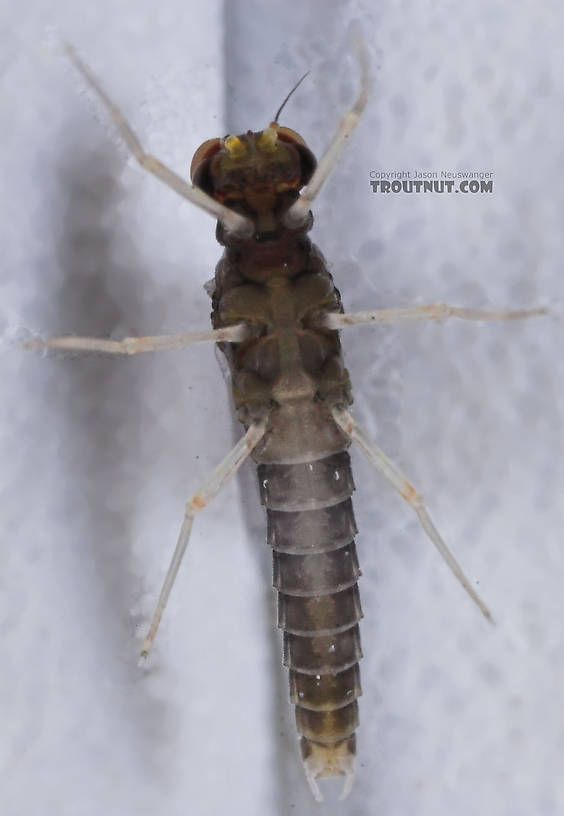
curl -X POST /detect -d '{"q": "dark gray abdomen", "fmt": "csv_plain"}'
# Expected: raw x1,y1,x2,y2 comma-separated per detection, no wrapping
258,450,363,756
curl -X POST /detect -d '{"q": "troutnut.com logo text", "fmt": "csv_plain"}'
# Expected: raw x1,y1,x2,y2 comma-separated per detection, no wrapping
369,170,494,194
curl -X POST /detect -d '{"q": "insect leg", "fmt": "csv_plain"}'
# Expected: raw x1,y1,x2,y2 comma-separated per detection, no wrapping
24,324,249,356
331,406,493,622
140,417,267,660
64,44,253,239
318,303,548,330
283,37,370,228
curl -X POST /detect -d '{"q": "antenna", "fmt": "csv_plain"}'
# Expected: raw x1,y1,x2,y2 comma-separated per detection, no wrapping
273,71,310,124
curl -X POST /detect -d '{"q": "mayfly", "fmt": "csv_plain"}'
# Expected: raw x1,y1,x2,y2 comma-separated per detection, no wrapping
27,42,546,801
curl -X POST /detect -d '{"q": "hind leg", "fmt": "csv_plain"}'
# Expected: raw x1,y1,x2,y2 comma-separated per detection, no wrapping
140,418,267,660
331,406,493,622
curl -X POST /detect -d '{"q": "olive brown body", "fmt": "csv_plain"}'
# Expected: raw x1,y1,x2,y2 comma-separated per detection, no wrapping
210,218,363,776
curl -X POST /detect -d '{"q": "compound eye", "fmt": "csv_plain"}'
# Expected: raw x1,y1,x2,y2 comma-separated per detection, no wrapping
190,138,222,183
268,123,316,187
270,123,308,149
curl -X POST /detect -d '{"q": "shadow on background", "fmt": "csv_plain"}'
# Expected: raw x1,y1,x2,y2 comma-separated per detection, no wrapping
49,143,177,779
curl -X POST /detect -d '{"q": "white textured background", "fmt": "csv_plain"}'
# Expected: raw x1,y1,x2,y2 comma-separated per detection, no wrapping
1,2,563,815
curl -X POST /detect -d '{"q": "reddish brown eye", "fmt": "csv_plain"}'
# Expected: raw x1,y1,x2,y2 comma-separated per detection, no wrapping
268,123,316,187
190,138,222,183
270,124,308,148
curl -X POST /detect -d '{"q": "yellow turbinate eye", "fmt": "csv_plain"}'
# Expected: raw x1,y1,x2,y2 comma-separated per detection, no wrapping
256,127,279,152
224,135,247,158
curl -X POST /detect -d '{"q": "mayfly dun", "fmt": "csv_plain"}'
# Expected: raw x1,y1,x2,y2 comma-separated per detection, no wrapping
26,41,547,801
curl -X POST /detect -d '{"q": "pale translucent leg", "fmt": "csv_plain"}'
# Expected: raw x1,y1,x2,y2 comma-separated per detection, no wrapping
25,323,248,356
64,44,253,239
283,37,370,228
139,418,267,660
331,407,493,622
319,303,548,330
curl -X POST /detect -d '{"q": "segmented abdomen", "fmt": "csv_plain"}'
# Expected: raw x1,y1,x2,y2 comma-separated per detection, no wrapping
258,450,363,772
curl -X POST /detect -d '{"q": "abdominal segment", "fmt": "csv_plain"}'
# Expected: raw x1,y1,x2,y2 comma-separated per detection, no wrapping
259,450,363,782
